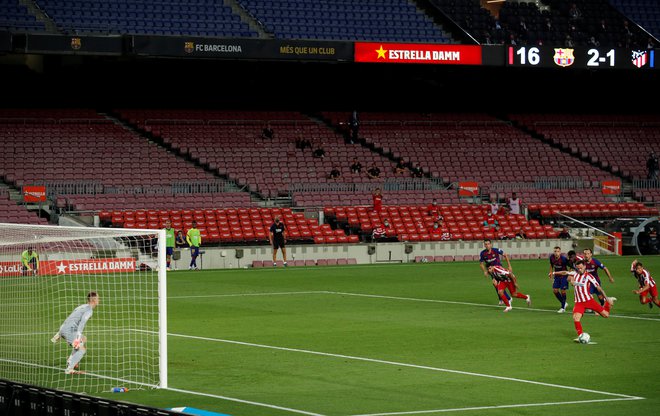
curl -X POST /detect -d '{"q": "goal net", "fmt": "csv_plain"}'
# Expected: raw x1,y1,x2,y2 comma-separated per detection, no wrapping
0,223,167,393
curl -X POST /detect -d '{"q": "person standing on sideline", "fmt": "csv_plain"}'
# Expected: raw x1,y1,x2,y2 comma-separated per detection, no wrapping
372,188,383,213
50,291,100,374
488,265,531,312
479,239,512,305
582,248,615,306
630,259,660,309
554,260,616,343
164,220,175,271
548,246,570,312
186,221,202,270
21,247,39,276
507,192,521,215
269,215,287,267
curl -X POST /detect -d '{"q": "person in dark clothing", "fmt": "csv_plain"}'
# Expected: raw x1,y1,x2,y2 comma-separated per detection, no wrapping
348,110,360,144
647,152,659,180
558,227,572,239
269,216,288,267
261,123,274,140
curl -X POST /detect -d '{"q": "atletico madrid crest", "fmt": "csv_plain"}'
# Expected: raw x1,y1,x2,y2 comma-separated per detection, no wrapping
553,48,574,67
631,50,647,68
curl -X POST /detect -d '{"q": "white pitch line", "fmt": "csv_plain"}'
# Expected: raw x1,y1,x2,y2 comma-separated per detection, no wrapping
0,358,159,388
327,291,660,322
349,397,643,416
169,290,660,322
165,386,326,416
168,291,326,299
168,332,642,400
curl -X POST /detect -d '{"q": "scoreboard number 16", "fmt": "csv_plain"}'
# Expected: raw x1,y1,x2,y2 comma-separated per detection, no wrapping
515,46,540,65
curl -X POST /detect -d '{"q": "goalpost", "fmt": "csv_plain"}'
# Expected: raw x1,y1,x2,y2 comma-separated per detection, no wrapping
0,223,167,393
556,213,622,256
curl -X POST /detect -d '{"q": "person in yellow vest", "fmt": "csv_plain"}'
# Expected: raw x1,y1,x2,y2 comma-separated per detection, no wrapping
186,221,202,270
21,247,39,276
164,220,176,271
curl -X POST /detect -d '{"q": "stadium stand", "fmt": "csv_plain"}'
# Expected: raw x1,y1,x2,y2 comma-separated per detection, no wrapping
33,0,257,37
0,192,49,225
508,113,660,181
432,0,649,47
237,0,452,43
609,0,660,40
322,111,620,190
0,0,46,32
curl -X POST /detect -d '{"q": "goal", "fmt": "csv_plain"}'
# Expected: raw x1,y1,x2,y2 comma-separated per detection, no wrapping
0,223,167,393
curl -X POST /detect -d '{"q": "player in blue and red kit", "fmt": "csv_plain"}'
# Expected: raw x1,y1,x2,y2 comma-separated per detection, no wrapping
548,246,570,313
566,250,579,270
582,248,615,306
479,239,512,305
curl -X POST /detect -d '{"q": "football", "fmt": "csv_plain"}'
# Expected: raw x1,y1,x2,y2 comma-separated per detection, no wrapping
578,332,591,344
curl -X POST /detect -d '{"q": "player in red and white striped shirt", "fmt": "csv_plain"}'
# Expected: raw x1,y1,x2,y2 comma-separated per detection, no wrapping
631,259,660,309
487,265,531,312
554,259,616,342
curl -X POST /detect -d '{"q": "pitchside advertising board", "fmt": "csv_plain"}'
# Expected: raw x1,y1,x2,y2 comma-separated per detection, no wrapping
0,258,136,277
132,36,353,61
507,45,657,70
354,42,483,65
6,33,657,71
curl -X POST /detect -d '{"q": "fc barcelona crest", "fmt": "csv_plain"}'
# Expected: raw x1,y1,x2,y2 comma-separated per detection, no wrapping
70,37,82,50
184,42,194,54
553,48,574,67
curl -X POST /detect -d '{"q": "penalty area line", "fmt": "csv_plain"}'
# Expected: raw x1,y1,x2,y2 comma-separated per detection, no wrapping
349,397,644,416
166,332,642,400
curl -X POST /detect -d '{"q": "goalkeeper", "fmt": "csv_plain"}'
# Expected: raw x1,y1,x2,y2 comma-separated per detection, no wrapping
21,247,39,276
51,291,100,374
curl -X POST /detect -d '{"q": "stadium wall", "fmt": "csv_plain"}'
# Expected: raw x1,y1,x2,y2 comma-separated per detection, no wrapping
170,239,588,269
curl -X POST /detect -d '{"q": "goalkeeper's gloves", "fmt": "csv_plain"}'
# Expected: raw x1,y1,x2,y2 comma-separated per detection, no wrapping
72,338,83,349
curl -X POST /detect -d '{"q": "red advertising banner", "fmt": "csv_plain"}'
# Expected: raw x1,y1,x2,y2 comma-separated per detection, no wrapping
23,185,47,202
601,180,621,195
0,261,24,277
354,42,482,65
458,181,479,196
0,258,136,277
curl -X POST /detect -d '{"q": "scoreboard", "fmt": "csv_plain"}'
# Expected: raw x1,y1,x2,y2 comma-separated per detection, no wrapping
506,45,656,70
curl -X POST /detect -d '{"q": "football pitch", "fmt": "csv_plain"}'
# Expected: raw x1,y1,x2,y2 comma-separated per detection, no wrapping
99,255,660,416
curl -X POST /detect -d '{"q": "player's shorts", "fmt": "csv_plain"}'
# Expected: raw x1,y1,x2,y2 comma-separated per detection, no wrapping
589,277,602,294
552,276,569,290
496,280,516,294
573,298,605,315
190,246,200,257
60,328,77,346
22,258,37,272
273,238,285,250
166,247,174,256
640,286,659,298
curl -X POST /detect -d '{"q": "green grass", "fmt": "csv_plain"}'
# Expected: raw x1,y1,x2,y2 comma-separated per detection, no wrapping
94,255,659,416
